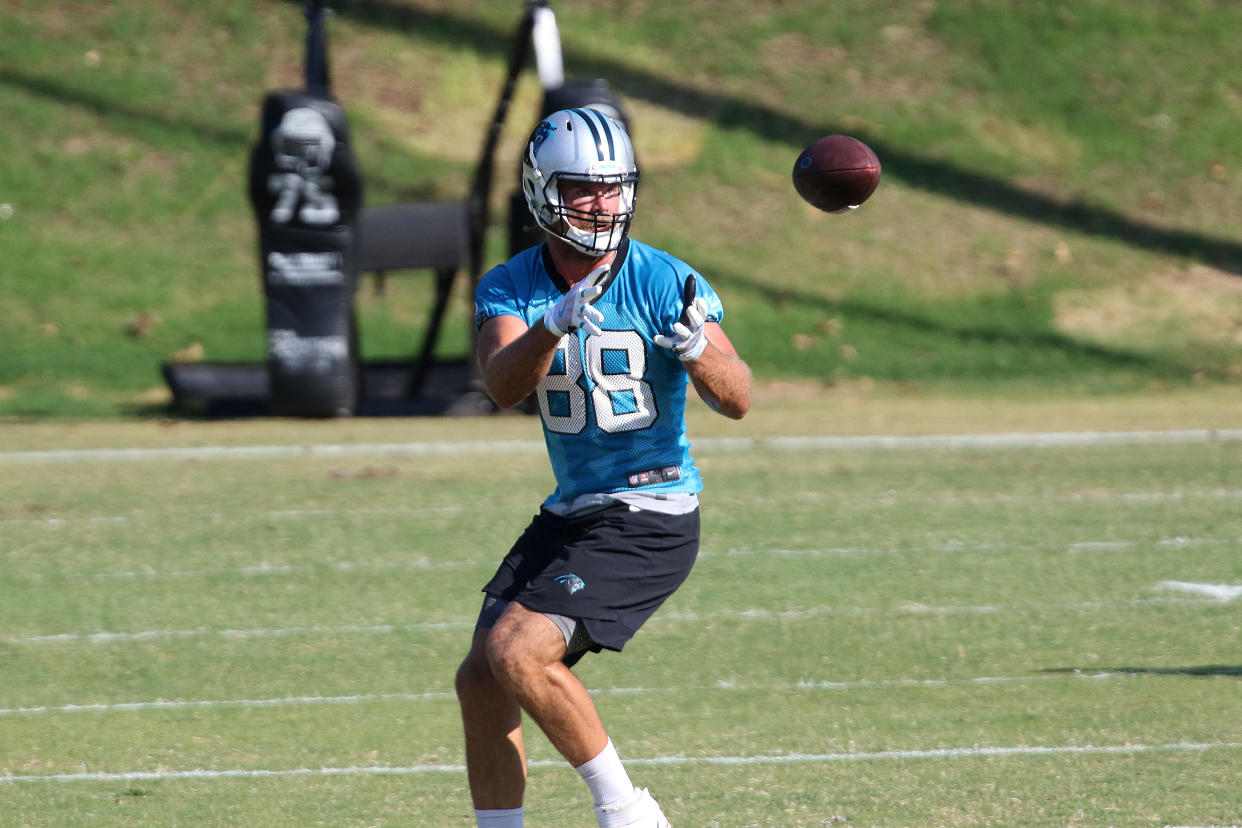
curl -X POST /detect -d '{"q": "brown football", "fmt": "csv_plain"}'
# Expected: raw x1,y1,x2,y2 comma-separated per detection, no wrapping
792,134,881,213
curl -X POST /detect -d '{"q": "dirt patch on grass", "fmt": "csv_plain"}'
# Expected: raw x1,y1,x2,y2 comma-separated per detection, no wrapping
1054,263,1242,349
758,32,848,75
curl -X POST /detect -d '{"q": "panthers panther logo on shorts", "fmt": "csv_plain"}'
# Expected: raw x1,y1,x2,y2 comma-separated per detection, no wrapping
555,573,586,595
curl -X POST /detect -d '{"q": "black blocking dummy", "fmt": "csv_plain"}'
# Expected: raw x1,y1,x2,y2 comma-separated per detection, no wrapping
247,90,363,416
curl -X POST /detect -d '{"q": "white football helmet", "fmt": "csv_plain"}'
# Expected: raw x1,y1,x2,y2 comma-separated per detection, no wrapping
521,108,639,255
271,107,336,174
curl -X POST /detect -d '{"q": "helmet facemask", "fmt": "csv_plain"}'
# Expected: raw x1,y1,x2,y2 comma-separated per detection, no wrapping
541,172,637,255
522,109,640,256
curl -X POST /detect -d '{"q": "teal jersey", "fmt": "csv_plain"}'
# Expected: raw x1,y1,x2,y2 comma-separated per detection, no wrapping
474,239,724,506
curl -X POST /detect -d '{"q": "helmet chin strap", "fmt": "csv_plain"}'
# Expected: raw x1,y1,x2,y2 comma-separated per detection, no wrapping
563,225,618,255
557,212,626,256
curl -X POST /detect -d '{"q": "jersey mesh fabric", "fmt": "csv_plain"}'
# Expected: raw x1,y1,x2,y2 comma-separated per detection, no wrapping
474,239,724,506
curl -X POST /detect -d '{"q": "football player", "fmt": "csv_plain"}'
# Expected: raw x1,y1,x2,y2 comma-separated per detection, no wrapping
456,107,751,828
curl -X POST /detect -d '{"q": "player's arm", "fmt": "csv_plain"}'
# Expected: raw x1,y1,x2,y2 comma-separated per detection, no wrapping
476,315,560,409
683,324,751,419
477,264,610,408
654,275,751,419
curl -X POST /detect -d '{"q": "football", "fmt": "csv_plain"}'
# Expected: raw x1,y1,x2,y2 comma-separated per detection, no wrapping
792,134,881,213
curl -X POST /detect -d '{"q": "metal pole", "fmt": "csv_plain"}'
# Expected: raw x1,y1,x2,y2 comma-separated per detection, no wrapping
304,1,331,96
466,1,545,281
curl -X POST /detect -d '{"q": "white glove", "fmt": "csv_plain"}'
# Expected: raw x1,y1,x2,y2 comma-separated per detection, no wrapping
654,275,710,361
543,264,609,338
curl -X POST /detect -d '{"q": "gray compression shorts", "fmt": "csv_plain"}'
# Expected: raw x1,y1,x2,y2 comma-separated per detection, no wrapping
475,595,595,655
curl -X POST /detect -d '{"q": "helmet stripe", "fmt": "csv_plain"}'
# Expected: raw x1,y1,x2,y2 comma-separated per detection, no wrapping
572,108,613,162
593,110,617,161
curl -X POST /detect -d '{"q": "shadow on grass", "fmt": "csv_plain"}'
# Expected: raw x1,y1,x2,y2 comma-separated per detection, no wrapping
0,66,251,150
0,66,449,204
6,3,1241,275
706,265,1193,379
0,2,1225,414
328,0,1242,277
1044,665,1242,678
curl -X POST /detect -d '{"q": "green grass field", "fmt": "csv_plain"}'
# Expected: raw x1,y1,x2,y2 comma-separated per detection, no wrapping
3,393,1240,826
4,1,1242,417
3,2,1242,823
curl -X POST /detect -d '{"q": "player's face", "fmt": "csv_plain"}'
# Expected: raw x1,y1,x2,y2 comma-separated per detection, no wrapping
559,180,623,231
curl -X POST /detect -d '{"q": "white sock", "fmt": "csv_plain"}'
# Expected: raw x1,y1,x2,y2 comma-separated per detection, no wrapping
575,739,635,808
475,806,523,827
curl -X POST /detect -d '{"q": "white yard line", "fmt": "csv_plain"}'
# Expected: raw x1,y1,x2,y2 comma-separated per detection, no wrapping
0,594,1214,647
1157,581,1242,602
0,671,1138,719
1,741,1236,784
8,557,485,583
4,620,475,646
3,428,1240,465
3,535,1239,585
716,534,1240,561
6,489,1242,532
0,441,546,465
0,504,467,530
0,691,456,717
723,488,1242,509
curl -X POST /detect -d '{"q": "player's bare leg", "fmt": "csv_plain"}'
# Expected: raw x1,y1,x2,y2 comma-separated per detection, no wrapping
486,602,670,826
456,628,527,810
486,602,608,765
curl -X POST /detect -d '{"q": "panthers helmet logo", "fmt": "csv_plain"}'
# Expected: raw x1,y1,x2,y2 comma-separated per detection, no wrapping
531,120,556,154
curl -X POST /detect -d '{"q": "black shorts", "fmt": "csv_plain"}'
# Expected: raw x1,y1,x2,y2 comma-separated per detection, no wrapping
481,503,700,655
